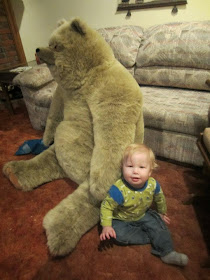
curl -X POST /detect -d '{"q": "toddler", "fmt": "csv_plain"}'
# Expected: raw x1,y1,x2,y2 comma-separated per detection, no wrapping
100,143,188,266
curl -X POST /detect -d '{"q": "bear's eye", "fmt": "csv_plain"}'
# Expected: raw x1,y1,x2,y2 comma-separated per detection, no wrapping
49,43,64,52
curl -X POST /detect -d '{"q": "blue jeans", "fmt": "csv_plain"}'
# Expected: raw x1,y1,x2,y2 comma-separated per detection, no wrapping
112,209,174,257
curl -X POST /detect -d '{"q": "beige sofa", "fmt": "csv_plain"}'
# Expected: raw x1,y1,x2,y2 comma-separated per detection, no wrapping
13,21,210,166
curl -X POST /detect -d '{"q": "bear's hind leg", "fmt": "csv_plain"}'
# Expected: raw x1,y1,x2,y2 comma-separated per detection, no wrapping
3,145,66,191
43,179,99,256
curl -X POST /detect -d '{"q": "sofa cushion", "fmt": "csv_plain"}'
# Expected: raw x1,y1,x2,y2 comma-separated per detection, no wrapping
13,64,54,89
141,86,210,136
135,67,210,91
98,26,144,68
136,21,210,69
136,21,210,90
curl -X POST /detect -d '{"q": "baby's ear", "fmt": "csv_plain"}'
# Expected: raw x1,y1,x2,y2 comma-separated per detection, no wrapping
57,19,67,27
70,18,86,35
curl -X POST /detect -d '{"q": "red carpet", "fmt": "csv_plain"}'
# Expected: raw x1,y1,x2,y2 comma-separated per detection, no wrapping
0,103,210,280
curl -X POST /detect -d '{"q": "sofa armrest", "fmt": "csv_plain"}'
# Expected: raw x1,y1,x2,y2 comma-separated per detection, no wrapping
13,63,54,89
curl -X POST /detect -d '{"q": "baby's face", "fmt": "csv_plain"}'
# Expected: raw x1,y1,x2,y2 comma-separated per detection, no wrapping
123,152,152,189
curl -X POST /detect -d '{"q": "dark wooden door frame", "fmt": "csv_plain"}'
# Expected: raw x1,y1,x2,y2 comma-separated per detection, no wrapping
2,0,27,70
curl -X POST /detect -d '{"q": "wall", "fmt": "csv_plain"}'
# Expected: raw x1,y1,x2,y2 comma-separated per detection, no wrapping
10,0,210,63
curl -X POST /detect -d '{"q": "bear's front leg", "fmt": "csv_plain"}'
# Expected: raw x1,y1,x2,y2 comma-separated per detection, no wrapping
3,145,66,191
43,179,100,256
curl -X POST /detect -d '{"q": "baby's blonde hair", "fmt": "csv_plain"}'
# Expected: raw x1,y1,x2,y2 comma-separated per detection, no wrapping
122,143,158,170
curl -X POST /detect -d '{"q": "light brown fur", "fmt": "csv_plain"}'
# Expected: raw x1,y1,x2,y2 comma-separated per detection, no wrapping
3,18,144,256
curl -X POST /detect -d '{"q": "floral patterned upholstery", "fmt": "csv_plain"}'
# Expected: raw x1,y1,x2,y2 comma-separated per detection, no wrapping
98,26,144,68
98,21,210,166
135,21,210,91
13,64,57,130
142,86,209,165
13,22,210,166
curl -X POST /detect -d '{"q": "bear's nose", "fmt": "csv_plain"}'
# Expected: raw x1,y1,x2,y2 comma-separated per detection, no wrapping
36,48,40,53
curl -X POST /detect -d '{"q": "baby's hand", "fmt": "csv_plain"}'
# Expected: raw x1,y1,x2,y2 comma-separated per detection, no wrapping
159,214,171,224
100,226,116,241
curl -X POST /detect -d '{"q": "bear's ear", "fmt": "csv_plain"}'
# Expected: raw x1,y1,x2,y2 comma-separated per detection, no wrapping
70,19,86,36
57,19,67,27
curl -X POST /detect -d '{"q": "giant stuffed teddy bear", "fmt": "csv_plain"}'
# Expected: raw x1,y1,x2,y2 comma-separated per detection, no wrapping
3,18,144,256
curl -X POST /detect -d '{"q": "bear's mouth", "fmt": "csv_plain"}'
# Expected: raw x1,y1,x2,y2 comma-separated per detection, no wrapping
38,57,55,66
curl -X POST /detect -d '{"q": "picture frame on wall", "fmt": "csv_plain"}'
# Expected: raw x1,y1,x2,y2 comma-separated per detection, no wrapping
118,0,188,11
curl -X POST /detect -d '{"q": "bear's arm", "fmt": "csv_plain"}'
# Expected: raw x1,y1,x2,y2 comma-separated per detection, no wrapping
89,100,143,202
43,85,64,146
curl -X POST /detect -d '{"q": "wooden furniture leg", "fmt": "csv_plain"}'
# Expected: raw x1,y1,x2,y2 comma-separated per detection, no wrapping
0,82,14,114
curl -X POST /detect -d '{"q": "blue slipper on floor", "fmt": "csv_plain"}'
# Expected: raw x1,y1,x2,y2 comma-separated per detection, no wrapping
15,139,49,155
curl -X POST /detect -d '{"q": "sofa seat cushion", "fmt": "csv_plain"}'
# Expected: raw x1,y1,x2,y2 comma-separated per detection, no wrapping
141,86,210,136
97,26,144,68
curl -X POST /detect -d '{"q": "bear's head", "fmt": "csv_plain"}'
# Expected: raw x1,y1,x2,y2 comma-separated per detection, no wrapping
36,18,114,90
